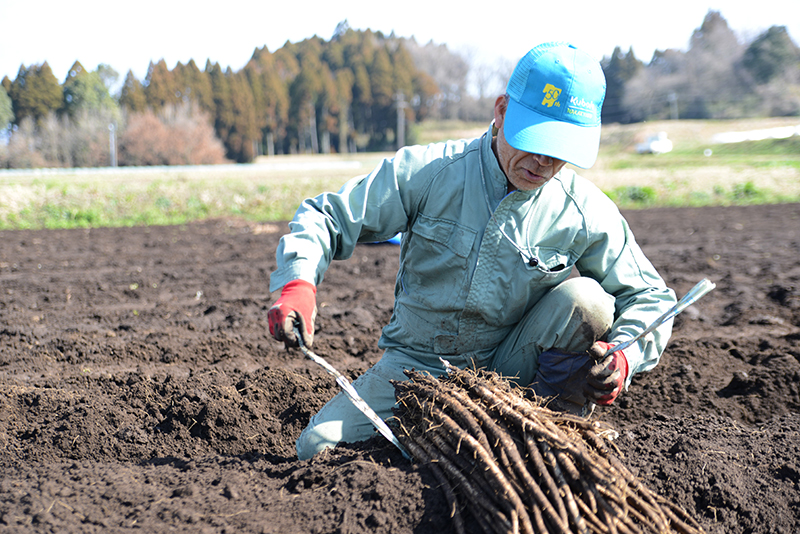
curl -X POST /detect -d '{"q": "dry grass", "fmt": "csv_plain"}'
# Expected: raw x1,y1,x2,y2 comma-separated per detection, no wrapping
418,117,800,207
580,164,800,203
0,118,798,229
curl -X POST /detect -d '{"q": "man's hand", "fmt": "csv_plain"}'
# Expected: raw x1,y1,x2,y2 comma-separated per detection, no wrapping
584,341,628,405
268,280,317,348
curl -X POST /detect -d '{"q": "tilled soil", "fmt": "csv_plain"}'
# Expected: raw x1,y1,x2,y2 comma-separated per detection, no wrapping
1,203,799,533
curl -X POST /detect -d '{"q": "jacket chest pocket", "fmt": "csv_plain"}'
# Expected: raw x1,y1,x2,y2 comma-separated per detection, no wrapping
400,214,477,309
496,248,576,325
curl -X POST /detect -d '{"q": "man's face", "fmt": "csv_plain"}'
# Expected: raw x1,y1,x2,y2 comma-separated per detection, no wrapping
493,96,567,192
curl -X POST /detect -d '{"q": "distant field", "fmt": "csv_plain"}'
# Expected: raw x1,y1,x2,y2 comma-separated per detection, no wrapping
0,155,391,230
1,118,799,230
585,117,800,207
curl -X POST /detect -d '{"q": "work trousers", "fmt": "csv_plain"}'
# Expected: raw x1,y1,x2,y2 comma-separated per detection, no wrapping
296,277,615,460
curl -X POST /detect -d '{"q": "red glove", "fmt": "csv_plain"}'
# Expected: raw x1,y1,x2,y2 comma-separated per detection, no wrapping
268,280,317,348
584,341,628,405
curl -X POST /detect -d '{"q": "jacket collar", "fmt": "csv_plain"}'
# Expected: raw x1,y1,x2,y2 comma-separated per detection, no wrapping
480,123,542,204
481,124,509,203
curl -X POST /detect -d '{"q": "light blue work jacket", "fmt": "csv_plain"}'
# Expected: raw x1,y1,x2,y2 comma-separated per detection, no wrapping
270,125,676,384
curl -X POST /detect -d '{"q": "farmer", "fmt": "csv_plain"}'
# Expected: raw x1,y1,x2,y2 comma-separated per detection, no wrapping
268,42,677,460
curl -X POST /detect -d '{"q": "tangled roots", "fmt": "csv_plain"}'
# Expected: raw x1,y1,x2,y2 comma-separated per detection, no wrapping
392,364,705,534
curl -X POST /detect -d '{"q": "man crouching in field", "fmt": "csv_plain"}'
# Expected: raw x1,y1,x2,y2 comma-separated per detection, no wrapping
268,42,676,460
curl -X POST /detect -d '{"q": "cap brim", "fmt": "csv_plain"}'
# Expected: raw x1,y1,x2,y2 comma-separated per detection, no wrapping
504,98,601,169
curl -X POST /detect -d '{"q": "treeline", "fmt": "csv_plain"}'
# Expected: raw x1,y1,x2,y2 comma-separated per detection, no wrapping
1,12,799,169
0,22,486,168
602,11,800,123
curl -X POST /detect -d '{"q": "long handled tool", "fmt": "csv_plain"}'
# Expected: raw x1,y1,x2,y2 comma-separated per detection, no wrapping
293,324,411,459
582,277,716,417
604,278,716,357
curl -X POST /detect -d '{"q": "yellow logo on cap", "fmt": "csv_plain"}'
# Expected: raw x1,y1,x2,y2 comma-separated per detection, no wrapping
542,84,562,107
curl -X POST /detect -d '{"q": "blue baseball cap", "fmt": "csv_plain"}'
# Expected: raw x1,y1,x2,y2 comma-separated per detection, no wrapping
504,42,606,169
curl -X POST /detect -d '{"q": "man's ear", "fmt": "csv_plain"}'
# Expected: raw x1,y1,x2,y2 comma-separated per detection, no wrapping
494,95,508,129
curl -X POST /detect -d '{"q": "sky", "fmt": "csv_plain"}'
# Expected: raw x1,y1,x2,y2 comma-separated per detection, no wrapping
1,0,799,90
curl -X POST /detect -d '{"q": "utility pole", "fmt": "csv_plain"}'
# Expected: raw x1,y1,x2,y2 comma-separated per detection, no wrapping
668,93,679,121
108,123,117,167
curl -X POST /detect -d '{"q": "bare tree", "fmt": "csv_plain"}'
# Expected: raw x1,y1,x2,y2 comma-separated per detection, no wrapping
683,10,746,118
401,38,469,120
623,10,754,121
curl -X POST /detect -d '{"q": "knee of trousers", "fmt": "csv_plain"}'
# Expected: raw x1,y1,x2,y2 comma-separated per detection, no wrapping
296,419,345,461
295,392,385,460
553,278,615,332
294,355,411,460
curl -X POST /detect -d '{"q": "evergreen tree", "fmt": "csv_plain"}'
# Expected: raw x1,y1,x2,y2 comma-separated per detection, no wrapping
345,32,375,146
317,62,338,154
369,46,394,111
273,44,302,83
244,61,267,154
0,84,14,132
8,62,63,125
391,43,415,120
265,68,290,154
62,61,118,119
119,70,148,113
391,44,414,99
174,59,214,112
350,63,372,141
367,45,395,149
741,26,800,116
334,68,354,153
207,63,237,159
227,70,258,162
325,25,348,70
601,47,642,124
207,61,231,134
245,47,289,155
288,42,326,153
144,59,179,111
742,26,800,84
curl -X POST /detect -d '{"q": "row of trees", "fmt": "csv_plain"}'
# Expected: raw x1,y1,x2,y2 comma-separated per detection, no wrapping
1,23,484,168
0,64,229,169
602,11,800,123
2,12,799,169
115,23,449,161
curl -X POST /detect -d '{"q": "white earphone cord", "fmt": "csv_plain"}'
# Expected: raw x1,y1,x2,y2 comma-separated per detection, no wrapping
478,134,539,267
